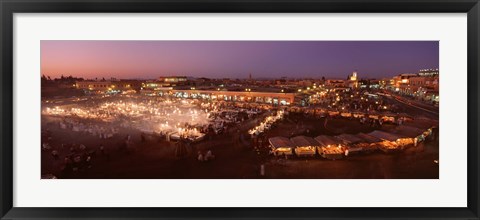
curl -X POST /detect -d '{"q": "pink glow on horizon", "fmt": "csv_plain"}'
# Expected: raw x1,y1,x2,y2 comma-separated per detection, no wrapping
41,41,199,79
41,40,439,79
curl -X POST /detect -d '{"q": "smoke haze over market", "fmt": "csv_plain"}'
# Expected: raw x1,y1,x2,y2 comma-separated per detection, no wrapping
41,41,439,79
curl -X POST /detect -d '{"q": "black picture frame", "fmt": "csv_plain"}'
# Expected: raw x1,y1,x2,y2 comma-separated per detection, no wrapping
1,0,479,219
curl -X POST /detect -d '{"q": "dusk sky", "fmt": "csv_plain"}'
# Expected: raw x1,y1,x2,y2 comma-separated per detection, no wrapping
41,41,439,79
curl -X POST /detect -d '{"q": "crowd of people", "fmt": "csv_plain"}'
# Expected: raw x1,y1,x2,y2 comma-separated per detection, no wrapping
58,117,119,139
41,95,275,177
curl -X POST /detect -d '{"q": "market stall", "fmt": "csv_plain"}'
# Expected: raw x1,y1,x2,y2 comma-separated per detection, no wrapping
355,132,383,152
328,111,340,117
314,135,345,159
335,134,364,155
290,136,318,157
268,137,295,157
391,125,426,146
403,119,438,140
352,112,365,118
367,130,406,153
380,114,396,123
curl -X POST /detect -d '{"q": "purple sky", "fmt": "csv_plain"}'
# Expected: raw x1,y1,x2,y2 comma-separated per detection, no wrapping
41,41,439,79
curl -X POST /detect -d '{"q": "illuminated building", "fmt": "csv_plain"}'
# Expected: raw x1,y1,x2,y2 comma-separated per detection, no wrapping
348,71,359,89
390,69,439,103
325,79,346,88
144,88,295,105
408,76,439,103
392,73,417,92
75,80,139,93
418,68,439,76
158,76,188,86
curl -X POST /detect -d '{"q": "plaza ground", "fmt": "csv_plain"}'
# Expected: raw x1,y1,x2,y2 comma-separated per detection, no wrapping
42,111,439,179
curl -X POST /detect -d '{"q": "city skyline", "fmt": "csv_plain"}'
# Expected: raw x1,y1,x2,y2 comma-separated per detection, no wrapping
41,40,440,180
41,41,439,80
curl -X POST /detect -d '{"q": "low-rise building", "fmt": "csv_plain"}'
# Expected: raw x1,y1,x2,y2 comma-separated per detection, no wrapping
158,76,188,86
325,79,346,88
165,89,296,105
75,80,140,92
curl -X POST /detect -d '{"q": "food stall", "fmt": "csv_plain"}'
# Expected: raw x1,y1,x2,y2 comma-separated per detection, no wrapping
290,136,319,157
391,125,426,146
328,111,340,117
403,119,438,140
355,132,383,152
335,134,364,155
314,135,345,159
380,113,396,123
352,112,365,118
268,137,295,157
367,130,406,153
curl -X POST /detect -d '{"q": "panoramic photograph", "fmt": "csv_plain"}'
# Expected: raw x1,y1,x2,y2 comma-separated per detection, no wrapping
40,41,439,179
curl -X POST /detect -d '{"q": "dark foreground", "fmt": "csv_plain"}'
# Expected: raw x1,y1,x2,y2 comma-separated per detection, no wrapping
41,115,439,179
